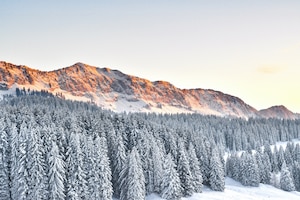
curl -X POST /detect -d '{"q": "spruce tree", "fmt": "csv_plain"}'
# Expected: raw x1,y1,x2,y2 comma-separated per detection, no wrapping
112,133,127,197
177,140,194,196
209,149,225,191
0,118,10,199
65,132,87,200
160,154,182,200
188,143,203,193
14,122,29,200
292,162,300,192
151,140,164,193
239,152,259,187
48,142,65,200
94,136,113,200
280,162,295,191
120,147,145,200
26,126,47,200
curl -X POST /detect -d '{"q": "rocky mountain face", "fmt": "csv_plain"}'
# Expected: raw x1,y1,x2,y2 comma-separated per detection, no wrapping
0,61,298,119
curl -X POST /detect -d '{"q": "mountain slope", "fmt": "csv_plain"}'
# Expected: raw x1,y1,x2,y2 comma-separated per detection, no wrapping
258,105,298,120
0,61,296,119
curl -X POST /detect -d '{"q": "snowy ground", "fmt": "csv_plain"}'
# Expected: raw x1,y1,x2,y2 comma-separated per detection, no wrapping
146,178,300,200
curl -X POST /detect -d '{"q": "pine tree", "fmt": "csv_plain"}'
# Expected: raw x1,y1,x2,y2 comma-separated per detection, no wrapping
26,126,47,200
13,122,29,200
48,142,65,200
85,136,99,199
188,143,203,193
195,139,210,185
112,133,127,197
292,162,300,192
280,161,295,191
271,146,280,173
255,151,264,183
65,132,87,200
277,146,285,170
160,154,182,200
209,149,225,191
151,140,164,193
120,147,145,200
177,140,194,196
284,146,293,167
0,118,10,199
261,152,271,184
293,144,300,163
94,136,113,200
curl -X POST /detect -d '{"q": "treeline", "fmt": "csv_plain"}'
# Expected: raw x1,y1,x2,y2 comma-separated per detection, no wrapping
0,96,299,200
15,87,65,99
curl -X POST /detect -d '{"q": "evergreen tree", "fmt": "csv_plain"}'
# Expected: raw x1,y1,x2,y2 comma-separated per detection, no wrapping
292,162,300,192
280,162,295,191
284,146,293,167
255,151,264,183
271,147,280,173
240,152,259,187
120,147,145,200
209,149,225,191
261,152,271,184
0,118,10,199
151,140,164,193
26,126,47,200
13,122,29,200
188,143,203,193
277,146,285,170
160,154,182,200
112,133,127,197
65,132,87,200
48,142,65,200
94,136,113,200
177,140,194,196
293,144,300,163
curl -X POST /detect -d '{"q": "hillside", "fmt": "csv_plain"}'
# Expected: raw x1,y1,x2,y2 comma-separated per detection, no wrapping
0,61,298,119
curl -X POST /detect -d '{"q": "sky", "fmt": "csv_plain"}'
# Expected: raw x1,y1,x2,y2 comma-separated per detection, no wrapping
1,0,300,112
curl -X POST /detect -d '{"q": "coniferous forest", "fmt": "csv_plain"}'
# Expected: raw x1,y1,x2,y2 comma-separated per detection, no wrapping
1,96,300,200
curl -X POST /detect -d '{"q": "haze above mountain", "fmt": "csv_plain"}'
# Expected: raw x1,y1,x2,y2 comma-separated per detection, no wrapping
0,61,298,119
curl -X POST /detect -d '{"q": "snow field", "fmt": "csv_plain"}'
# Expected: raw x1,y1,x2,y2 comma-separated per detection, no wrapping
145,178,300,200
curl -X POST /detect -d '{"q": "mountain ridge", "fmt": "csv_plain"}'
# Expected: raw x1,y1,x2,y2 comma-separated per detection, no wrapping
0,61,298,119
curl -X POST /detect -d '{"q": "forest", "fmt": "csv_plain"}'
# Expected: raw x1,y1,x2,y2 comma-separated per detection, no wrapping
0,95,300,200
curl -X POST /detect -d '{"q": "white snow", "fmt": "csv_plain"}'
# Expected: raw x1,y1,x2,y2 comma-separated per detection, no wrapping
145,178,300,200
270,139,300,151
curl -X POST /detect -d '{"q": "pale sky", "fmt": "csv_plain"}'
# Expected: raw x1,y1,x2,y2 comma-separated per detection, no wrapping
1,0,300,112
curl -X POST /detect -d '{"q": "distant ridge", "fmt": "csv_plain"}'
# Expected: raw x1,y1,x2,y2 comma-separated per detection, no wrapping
0,61,298,119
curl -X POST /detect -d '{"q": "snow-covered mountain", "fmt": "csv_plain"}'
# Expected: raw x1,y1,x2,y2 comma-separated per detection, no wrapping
0,61,298,119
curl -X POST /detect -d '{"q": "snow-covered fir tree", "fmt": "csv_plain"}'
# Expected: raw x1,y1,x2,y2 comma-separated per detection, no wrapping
177,140,194,196
209,149,225,191
26,126,47,200
161,153,182,200
188,143,203,193
280,161,295,192
48,141,65,200
0,117,10,199
120,147,145,200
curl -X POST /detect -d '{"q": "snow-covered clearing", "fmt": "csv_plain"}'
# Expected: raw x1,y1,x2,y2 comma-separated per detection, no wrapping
146,178,300,200
270,139,300,151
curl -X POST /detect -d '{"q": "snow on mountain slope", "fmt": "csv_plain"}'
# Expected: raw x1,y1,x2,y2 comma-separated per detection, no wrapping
145,178,300,200
0,61,298,119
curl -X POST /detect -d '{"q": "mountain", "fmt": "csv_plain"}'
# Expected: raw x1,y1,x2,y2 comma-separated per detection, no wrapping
0,61,298,119
258,105,298,120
